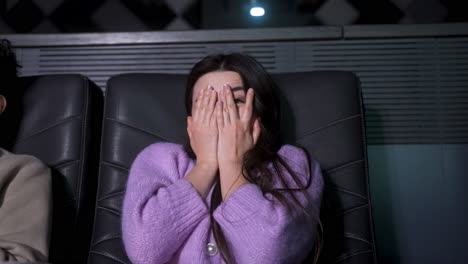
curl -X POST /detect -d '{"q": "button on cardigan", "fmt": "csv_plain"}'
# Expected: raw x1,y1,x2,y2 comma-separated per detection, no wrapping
122,142,323,264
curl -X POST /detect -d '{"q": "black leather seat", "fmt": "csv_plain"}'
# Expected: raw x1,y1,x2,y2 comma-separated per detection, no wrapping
1,74,103,264
88,72,377,264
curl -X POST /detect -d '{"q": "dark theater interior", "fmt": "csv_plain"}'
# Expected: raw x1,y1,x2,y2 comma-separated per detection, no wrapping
1,0,467,264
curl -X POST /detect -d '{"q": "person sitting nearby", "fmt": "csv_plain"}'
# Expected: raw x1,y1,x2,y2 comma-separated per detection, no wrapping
0,39,52,263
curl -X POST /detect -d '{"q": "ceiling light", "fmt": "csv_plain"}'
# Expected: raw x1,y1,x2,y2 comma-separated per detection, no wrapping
250,7,265,17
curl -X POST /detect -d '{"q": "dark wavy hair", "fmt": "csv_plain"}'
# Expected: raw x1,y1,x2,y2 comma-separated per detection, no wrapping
0,39,19,97
0,39,22,148
184,53,322,264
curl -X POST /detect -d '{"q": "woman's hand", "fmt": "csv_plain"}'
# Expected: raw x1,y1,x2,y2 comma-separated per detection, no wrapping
187,85,219,169
186,86,219,197
216,84,261,166
216,84,261,199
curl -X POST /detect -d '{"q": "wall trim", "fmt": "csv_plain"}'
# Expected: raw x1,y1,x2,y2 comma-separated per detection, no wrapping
1,23,468,47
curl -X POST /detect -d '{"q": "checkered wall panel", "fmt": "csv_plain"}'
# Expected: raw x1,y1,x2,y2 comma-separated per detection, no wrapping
0,0,466,33
0,0,201,33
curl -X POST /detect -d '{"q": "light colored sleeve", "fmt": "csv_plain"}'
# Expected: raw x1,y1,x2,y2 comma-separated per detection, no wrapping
0,155,52,262
122,143,209,264
213,147,324,264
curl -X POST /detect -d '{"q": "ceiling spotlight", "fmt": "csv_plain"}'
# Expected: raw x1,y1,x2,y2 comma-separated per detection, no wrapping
250,6,265,17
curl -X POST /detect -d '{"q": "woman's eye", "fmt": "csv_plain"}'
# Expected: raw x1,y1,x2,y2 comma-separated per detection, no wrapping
234,99,245,104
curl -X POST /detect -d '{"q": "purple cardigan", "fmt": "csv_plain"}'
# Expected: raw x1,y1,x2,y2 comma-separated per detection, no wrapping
122,142,323,264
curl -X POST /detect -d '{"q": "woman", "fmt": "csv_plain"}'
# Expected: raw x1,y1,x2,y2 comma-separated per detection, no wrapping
122,53,324,264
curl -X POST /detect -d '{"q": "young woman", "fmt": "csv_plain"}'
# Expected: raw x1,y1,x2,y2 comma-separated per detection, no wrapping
122,53,324,264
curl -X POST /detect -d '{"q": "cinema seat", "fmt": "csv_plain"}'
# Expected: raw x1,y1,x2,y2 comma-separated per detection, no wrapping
88,72,377,264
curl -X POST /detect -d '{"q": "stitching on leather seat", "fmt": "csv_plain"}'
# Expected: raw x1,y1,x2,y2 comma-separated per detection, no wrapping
14,115,82,144
296,114,361,140
337,204,370,216
105,117,171,142
88,251,127,264
101,161,129,171
326,186,367,200
335,249,374,263
325,159,364,174
342,232,373,246
90,235,122,248
98,191,125,202
97,205,121,216
55,159,80,169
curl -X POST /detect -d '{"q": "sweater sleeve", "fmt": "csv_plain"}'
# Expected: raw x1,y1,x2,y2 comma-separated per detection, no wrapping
213,145,324,264
0,154,52,262
122,143,209,264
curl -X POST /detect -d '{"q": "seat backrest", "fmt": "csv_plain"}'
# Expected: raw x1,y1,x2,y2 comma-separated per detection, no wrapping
274,72,377,264
87,74,188,264
88,72,377,264
2,75,103,264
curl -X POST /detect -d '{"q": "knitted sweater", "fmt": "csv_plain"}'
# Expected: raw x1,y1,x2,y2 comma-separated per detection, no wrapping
122,142,323,264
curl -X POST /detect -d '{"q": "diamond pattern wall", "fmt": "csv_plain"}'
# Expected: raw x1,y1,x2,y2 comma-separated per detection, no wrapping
0,0,201,33
0,0,466,33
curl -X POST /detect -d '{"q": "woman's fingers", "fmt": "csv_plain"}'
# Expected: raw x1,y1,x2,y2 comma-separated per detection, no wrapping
209,90,217,128
242,88,254,122
205,86,217,123
199,86,208,121
224,84,239,123
193,86,206,121
222,88,231,127
200,85,212,122
253,118,261,145
216,100,223,129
